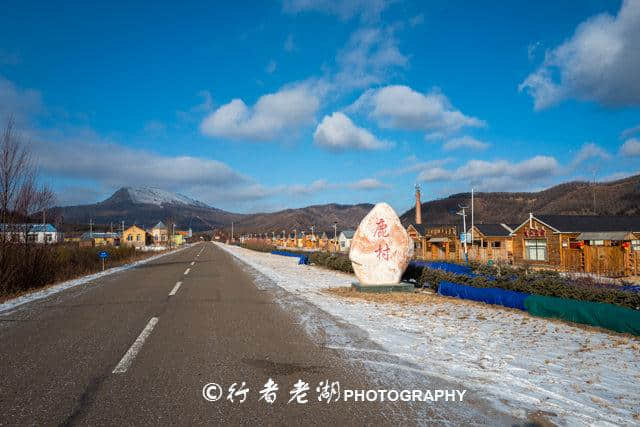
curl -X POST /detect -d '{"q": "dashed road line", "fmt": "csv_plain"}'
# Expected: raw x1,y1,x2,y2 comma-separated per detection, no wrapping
190,261,195,266
169,281,182,296
184,268,191,275
112,317,159,374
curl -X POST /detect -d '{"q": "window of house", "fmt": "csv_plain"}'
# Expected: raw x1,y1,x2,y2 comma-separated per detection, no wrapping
340,241,345,248
127,235,132,241
632,240,640,251
482,241,488,248
590,240,604,246
136,235,140,241
525,239,547,261
491,241,501,248
46,234,52,242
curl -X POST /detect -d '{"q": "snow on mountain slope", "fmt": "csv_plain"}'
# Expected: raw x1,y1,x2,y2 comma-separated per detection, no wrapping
124,187,210,208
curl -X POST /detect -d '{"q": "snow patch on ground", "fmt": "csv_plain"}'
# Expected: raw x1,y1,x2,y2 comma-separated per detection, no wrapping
217,243,640,426
0,245,193,315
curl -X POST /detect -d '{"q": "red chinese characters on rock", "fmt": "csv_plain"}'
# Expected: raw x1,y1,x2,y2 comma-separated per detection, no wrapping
373,218,391,262
375,242,390,261
374,218,389,238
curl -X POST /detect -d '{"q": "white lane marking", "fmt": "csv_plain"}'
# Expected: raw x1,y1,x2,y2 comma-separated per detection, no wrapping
169,281,182,296
184,268,190,275
190,261,195,266
112,317,159,374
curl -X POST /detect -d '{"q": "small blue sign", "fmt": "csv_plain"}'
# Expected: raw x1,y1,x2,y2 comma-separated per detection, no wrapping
98,250,109,259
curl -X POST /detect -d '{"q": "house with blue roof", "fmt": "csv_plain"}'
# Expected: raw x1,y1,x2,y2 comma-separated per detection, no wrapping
0,223,63,244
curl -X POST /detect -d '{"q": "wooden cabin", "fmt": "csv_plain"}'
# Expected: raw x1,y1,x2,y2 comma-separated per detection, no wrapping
511,214,640,277
468,224,514,263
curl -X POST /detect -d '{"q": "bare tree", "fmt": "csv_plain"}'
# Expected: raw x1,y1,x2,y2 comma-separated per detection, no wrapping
0,117,56,240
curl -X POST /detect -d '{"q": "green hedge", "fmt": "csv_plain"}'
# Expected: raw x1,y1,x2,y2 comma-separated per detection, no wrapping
408,266,640,310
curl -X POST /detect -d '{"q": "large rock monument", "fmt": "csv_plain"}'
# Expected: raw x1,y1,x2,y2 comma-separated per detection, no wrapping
349,202,414,291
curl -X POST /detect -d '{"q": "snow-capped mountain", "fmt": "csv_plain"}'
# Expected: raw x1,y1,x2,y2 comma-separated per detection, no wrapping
114,187,210,208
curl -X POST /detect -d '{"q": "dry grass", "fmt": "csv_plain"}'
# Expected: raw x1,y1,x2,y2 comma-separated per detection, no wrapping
323,286,640,342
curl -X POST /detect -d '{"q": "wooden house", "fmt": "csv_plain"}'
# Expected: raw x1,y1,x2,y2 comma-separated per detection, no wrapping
468,224,514,263
406,224,427,259
511,214,640,276
80,232,120,247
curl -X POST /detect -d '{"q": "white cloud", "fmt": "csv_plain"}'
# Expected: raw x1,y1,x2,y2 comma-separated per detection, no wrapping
335,27,408,90
620,138,640,157
265,60,277,74
621,123,640,139
282,0,391,21
34,135,246,190
200,83,320,141
519,0,640,109
313,112,390,151
418,155,560,190
0,75,43,126
348,178,390,190
349,85,485,138
378,157,454,177
570,142,611,167
442,136,489,151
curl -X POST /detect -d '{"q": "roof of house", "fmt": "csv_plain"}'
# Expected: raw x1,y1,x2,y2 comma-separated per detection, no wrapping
0,223,57,233
152,221,167,230
80,232,120,240
515,215,640,233
474,223,512,237
576,231,636,241
340,230,355,239
408,223,426,235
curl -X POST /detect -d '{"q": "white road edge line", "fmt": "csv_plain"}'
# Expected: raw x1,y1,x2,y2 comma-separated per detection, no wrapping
169,281,182,296
184,268,190,275
112,317,159,374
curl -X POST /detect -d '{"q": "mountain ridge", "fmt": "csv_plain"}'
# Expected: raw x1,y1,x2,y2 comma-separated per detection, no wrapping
50,174,640,233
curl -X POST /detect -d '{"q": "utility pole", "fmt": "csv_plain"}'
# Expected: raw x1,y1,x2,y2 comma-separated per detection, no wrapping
333,221,338,252
89,219,93,237
471,188,474,243
457,206,469,258
121,220,124,235
231,221,234,241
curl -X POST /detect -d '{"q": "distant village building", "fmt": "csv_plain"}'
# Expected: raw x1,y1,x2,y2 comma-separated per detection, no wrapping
0,223,63,244
338,230,355,252
151,221,169,246
122,225,148,248
80,232,120,247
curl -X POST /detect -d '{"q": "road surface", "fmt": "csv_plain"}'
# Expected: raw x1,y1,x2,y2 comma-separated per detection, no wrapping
0,242,516,425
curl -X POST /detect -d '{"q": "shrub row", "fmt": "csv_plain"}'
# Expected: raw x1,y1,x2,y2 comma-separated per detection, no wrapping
407,265,640,310
0,243,141,298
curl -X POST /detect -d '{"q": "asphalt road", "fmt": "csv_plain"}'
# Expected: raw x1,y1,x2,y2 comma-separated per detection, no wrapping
0,242,518,426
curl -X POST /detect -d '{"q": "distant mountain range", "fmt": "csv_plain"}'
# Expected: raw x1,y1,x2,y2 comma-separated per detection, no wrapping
401,173,640,226
50,174,640,233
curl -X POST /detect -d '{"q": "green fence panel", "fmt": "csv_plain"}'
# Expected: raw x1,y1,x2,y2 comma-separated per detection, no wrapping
524,295,640,336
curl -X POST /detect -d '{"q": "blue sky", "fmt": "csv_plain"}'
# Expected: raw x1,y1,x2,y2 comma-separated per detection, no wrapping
1,0,639,213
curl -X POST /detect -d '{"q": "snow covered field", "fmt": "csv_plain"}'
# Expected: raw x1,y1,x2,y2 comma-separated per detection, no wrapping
218,243,640,426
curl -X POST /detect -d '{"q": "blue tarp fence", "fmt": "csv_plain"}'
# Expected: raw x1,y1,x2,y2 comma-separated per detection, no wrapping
409,260,478,278
270,250,309,265
438,281,529,311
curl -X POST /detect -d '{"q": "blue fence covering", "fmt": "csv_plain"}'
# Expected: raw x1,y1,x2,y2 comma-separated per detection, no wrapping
438,281,529,311
621,284,640,293
271,250,309,265
409,260,478,278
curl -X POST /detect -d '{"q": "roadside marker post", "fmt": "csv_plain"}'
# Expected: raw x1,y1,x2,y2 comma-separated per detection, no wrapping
99,250,109,271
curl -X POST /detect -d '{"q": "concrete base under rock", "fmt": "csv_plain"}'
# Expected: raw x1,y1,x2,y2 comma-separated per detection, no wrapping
351,282,414,293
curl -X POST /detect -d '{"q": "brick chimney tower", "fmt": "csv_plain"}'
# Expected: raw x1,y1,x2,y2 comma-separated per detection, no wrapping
415,184,422,224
